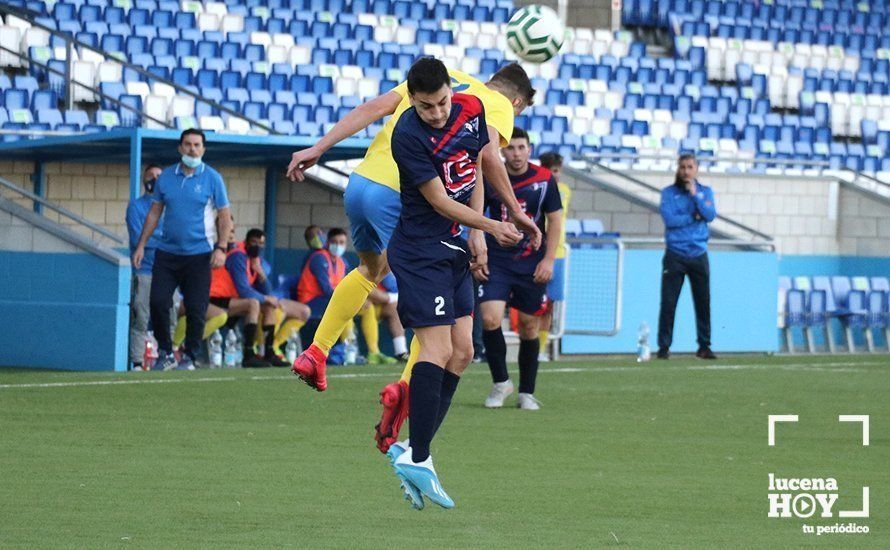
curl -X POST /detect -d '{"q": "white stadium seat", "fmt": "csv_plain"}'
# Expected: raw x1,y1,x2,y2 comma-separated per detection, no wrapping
220,14,243,34
167,95,195,121
95,61,123,84
199,115,224,132
226,116,250,135
197,13,220,32
143,95,169,129
126,81,151,99
72,60,97,102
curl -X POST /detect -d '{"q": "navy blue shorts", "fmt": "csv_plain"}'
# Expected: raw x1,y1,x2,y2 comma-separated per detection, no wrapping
388,234,474,329
479,262,548,316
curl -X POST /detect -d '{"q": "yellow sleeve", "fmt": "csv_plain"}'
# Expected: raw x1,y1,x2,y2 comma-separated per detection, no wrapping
480,90,515,147
390,81,409,100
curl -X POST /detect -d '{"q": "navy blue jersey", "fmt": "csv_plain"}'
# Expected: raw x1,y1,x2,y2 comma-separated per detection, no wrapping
390,93,490,243
485,163,562,274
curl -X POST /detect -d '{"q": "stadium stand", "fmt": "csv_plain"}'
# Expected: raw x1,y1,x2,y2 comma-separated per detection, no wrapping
1,0,889,179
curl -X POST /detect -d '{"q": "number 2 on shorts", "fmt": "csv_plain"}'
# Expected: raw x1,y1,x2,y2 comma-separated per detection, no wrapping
434,296,445,316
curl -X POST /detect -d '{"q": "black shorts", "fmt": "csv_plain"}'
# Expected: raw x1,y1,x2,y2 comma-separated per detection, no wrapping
479,262,547,316
388,234,474,329
209,297,231,309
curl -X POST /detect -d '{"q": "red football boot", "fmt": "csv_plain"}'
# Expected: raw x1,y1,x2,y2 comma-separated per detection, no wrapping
291,344,328,392
374,380,409,453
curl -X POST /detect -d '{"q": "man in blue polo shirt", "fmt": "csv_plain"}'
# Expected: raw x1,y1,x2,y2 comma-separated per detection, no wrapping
126,163,162,371
133,129,233,371
657,153,717,360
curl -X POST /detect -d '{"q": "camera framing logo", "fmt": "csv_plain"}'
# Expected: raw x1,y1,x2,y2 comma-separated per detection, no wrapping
767,415,870,536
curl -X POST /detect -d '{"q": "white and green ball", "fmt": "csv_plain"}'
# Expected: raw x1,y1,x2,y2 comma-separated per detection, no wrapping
505,5,566,63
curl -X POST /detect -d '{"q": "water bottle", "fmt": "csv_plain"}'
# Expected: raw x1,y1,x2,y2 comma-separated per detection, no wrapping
224,329,238,368
209,330,223,369
234,328,244,368
285,330,300,364
344,334,358,365
636,321,651,362
142,333,157,371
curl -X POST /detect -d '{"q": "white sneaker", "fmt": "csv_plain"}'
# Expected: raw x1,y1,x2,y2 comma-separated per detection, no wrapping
517,393,541,410
538,353,550,363
484,380,514,408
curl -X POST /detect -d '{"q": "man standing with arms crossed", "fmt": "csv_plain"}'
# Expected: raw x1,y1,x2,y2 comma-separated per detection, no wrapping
657,154,717,360
133,129,233,371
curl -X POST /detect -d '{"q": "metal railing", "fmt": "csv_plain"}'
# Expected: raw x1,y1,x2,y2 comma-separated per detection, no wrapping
0,174,124,246
0,3,278,135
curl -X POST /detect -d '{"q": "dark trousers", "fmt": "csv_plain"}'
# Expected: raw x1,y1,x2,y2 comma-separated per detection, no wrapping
150,250,212,358
657,250,711,350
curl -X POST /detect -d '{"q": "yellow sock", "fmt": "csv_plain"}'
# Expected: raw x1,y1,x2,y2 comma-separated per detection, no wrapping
274,318,305,350
339,319,355,343
203,313,228,340
314,269,377,353
399,336,420,383
173,316,187,348
539,329,549,351
360,306,380,355
174,313,228,347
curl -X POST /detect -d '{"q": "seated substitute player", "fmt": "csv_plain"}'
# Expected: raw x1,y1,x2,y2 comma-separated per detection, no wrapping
536,151,571,361
286,62,541,394
480,128,563,411
385,58,522,510
243,228,310,364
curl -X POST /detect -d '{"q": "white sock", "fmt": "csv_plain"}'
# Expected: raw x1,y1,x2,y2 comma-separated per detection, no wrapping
393,335,407,355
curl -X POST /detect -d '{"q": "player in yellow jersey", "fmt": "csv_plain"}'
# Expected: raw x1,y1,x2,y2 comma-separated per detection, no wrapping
286,62,539,449
536,152,571,360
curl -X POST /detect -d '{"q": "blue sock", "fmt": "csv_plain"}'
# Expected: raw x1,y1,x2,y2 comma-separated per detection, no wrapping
409,362,444,463
483,328,509,383
518,338,540,394
433,370,461,436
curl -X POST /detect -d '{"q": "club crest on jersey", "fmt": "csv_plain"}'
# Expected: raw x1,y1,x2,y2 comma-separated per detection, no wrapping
442,150,477,196
463,116,480,138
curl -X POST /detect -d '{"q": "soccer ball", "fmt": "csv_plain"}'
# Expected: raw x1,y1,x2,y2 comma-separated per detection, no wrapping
505,5,565,63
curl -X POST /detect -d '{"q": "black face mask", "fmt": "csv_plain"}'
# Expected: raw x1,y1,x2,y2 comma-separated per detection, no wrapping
246,244,263,258
144,178,157,194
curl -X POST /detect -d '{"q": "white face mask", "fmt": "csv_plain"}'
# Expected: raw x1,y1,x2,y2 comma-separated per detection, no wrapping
181,154,202,169
329,244,346,257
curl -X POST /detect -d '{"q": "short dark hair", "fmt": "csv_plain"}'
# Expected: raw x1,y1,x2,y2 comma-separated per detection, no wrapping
678,153,697,164
143,163,162,173
304,225,321,239
539,151,563,170
327,227,347,241
406,57,450,95
180,128,206,145
490,62,536,106
245,228,264,241
510,127,529,143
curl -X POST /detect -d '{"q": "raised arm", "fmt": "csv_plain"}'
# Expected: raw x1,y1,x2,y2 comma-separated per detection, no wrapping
467,148,489,280
287,89,404,181
693,187,717,222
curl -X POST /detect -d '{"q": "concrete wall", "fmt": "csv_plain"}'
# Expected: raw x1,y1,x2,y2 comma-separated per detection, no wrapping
0,196,130,371
561,169,890,258
4,160,888,262
274,176,348,249
0,161,287,243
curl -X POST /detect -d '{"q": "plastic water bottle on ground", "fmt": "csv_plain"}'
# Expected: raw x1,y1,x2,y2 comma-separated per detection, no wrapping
142,332,157,371
234,328,244,368
224,330,238,368
637,322,651,362
209,330,223,368
285,330,301,364
344,333,358,365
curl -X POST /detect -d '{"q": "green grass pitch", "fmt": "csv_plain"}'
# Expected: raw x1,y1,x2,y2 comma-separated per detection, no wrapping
1,355,888,548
